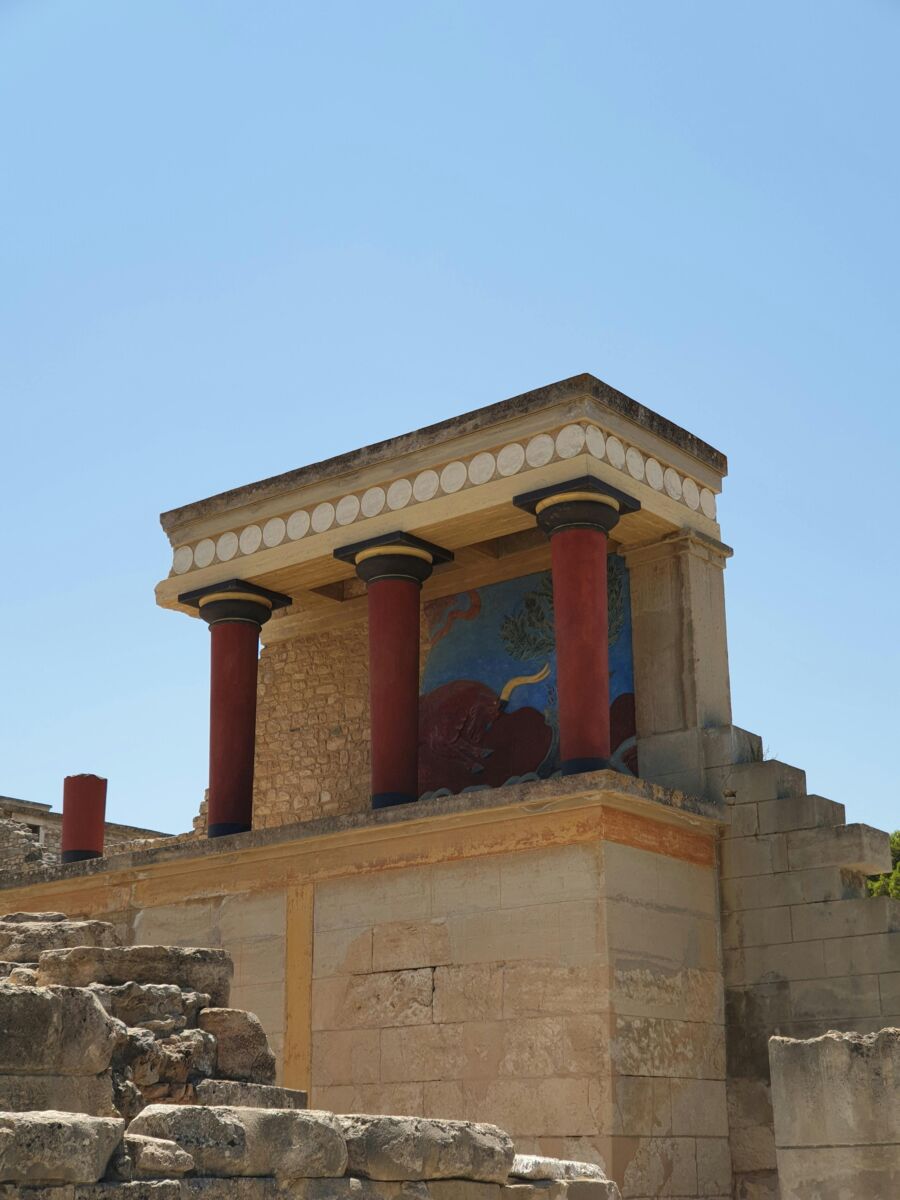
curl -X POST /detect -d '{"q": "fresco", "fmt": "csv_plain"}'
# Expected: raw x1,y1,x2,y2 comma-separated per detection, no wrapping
418,556,636,796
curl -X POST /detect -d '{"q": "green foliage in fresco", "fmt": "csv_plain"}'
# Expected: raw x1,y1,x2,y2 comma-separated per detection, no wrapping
500,560,627,663
867,830,900,898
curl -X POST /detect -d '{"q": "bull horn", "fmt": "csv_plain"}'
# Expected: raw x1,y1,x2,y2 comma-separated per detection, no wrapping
499,662,550,703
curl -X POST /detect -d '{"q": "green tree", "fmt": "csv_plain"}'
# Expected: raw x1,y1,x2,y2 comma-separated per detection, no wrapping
867,830,900,898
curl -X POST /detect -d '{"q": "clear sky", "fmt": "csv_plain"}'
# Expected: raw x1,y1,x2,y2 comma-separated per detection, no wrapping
2,2,897,836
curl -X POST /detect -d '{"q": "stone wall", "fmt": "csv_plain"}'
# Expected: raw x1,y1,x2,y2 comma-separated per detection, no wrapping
0,817,58,877
253,622,370,828
768,1027,900,1198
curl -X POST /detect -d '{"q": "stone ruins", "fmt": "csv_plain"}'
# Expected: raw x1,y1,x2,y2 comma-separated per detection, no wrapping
1,374,896,1197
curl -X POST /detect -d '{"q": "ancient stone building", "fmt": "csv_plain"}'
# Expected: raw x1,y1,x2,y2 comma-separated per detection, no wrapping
1,373,896,1198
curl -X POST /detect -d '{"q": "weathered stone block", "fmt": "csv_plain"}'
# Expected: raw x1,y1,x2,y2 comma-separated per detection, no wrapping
290,1182,430,1200
0,1071,116,1117
612,963,723,1024
198,1007,276,1084
105,1133,194,1180
88,982,210,1033
311,1028,381,1085
610,1077,671,1137
725,761,806,805
433,965,503,1024
695,1137,731,1196
0,920,119,964
77,1184,181,1200
339,1115,514,1182
722,907,791,949
720,835,788,880
724,940,825,989
611,1015,725,1079
786,823,891,874
0,986,120,1076
823,930,900,977
36,947,233,1007
789,895,900,942
311,969,433,1031
669,1079,728,1137
0,1111,123,1185
775,1144,900,1199
788,974,881,1021
194,1079,307,1108
128,1105,347,1178
502,964,610,1018
372,921,451,972
312,926,373,979
509,1154,611,1181
756,794,844,836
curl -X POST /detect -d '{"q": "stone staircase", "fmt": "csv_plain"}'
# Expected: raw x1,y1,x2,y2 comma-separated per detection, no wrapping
717,755,899,1200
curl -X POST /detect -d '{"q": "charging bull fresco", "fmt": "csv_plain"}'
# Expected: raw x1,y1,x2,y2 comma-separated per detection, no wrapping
418,556,636,796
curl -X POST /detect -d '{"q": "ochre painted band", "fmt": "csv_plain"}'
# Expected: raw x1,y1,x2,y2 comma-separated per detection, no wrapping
354,545,434,566
534,491,620,515
198,591,274,609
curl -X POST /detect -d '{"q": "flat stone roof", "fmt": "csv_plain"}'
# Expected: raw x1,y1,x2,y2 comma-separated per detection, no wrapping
160,373,727,536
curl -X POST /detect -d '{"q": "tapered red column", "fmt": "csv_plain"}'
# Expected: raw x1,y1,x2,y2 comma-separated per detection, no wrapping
336,533,453,808
179,579,291,837
61,773,107,863
515,477,639,776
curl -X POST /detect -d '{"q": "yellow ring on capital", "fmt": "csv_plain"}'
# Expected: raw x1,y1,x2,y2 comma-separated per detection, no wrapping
198,591,274,609
354,545,434,566
534,491,620,516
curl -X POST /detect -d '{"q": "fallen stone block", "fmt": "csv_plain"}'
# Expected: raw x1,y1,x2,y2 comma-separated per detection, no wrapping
0,921,119,963
198,1008,276,1084
36,947,233,1007
0,1111,123,1185
0,985,121,1076
339,1116,514,1183
0,1070,117,1117
0,913,68,923
106,1133,194,1181
194,1080,307,1108
128,1104,347,1179
89,982,210,1033
6,967,39,986
509,1156,612,1182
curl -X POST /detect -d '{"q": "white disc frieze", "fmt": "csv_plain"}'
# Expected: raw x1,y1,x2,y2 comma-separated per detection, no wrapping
413,470,439,502
440,461,467,493
336,494,361,525
387,478,412,510
193,538,216,568
286,510,310,540
625,446,645,481
361,487,386,518
172,546,193,575
216,531,239,562
468,452,496,485
239,525,262,555
262,517,286,548
311,502,335,532
497,443,525,476
700,488,717,519
682,478,700,510
663,467,683,500
585,425,605,459
525,433,554,467
645,458,664,490
605,436,626,470
556,424,586,459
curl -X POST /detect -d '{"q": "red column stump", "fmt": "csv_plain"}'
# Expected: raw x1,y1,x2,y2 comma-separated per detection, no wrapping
61,773,107,863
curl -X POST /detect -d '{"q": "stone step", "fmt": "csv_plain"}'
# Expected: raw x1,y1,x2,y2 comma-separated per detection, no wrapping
194,1079,307,1108
0,918,120,964
757,794,846,835
786,823,891,874
35,946,233,1008
0,984,120,1077
725,760,807,805
88,981,211,1034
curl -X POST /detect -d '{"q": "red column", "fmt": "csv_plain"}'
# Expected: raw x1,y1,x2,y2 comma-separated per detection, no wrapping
551,526,611,772
61,773,107,863
367,577,422,806
178,580,291,838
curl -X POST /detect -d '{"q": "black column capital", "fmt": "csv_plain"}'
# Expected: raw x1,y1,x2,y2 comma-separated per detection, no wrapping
179,578,292,628
334,531,453,587
513,475,640,537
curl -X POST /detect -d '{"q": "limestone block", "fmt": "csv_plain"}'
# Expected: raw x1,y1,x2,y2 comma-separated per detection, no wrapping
611,964,723,1024
445,902,603,969
338,1115,514,1182
0,985,121,1076
231,939,285,991
88,982,210,1033
198,1008,276,1084
433,965,503,1024
105,1134,194,1180
724,940,825,989
372,921,451,972
769,1027,900,1149
823,931,900,977
775,1145,900,1199
77,1185,181,1200
0,920,119,964
721,866,867,913
726,804,758,838
457,1078,599,1138
788,974,881,1021
695,1137,731,1195
36,946,233,1007
509,1154,610,1181
790,895,900,942
431,858,502,917
311,969,433,1031
128,1104,347,1179
0,1111,124,1185
701,725,763,769
722,906,792,949
669,1079,728,1137
606,902,718,970
728,1124,776,1173
786,823,891,874
228,983,284,1038
312,1081,425,1118
498,846,600,909
218,891,285,944
756,794,844,835
720,835,787,880
380,1023,467,1084
290,1182,430,1200
611,1015,725,1079
725,761,807,805
194,1079,307,1108
502,964,610,1018
312,926,373,979
315,870,431,933
132,904,217,950
0,912,69,922
610,1077,671,1137
311,1028,381,1085
611,1134,698,1198
0,1071,117,1117
172,1180,279,1200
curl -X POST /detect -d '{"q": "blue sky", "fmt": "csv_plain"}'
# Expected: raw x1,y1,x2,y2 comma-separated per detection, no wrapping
1,1,897,835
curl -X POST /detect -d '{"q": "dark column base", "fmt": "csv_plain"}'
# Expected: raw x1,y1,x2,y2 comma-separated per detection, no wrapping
61,848,102,864
372,792,418,810
561,756,609,776
208,821,253,838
